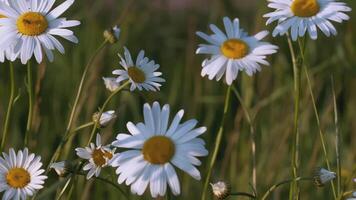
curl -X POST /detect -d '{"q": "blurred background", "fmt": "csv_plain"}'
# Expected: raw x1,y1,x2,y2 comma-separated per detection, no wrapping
0,0,355,199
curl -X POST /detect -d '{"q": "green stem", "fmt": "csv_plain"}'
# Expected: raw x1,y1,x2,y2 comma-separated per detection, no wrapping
1,62,15,151
75,172,130,199
86,81,130,145
65,40,108,133
262,177,313,200
231,85,257,191
303,65,337,200
287,34,301,200
25,62,33,146
201,86,232,200
230,192,256,198
45,40,108,171
331,77,342,198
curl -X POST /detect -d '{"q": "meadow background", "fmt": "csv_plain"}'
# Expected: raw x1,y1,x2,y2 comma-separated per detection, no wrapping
0,0,355,199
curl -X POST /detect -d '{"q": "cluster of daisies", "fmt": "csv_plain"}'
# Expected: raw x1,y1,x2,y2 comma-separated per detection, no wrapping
0,0,352,199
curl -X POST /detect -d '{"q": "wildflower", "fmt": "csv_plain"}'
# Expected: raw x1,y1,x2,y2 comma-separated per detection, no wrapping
75,134,116,179
211,181,231,200
113,47,165,91
0,0,17,63
0,0,80,64
313,167,336,187
103,25,120,44
347,178,356,200
195,17,278,85
50,161,71,177
0,148,47,199
103,77,120,92
92,110,117,127
264,0,351,41
110,102,208,197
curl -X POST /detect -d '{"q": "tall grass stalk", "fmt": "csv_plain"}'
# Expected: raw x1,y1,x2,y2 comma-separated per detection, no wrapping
46,40,108,171
303,65,337,199
231,85,257,191
201,86,232,200
25,62,34,146
287,34,302,200
1,62,15,151
86,80,130,145
331,77,342,197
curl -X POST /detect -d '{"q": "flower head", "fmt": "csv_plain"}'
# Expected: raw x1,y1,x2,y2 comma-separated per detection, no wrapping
0,0,80,64
264,0,351,41
196,17,278,85
313,167,336,187
103,77,120,92
0,148,47,199
110,102,208,197
210,181,231,200
113,47,165,91
50,161,72,177
103,25,120,44
75,134,116,179
92,110,117,127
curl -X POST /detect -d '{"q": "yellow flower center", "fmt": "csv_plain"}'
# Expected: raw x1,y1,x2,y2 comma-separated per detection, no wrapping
220,39,249,59
142,136,175,164
6,168,31,188
92,148,113,167
0,14,6,19
127,67,146,83
17,12,48,36
291,0,320,17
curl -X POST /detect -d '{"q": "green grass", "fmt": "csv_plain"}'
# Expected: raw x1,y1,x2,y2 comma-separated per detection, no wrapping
0,0,355,199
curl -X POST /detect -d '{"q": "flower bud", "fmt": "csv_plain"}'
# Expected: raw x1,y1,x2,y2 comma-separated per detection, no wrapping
103,26,120,44
313,167,336,187
50,161,71,177
103,77,120,92
210,181,230,200
92,110,117,127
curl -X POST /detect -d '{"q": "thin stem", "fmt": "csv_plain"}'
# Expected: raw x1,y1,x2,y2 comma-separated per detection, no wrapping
46,40,108,171
231,85,257,191
25,62,34,146
262,177,313,200
303,65,337,199
287,34,301,200
65,40,108,133
331,77,342,198
75,172,130,199
86,81,130,145
230,192,256,198
1,62,15,151
201,86,232,200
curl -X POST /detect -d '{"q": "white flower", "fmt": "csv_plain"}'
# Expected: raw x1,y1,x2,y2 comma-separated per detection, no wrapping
113,47,165,91
0,0,17,63
347,178,356,200
196,17,278,85
314,167,336,187
110,102,208,197
50,161,70,177
75,134,116,179
103,77,120,92
0,0,80,64
263,0,351,41
92,110,117,127
0,148,47,200
210,181,230,200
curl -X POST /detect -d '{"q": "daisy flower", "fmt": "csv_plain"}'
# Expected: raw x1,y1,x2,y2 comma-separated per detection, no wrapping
103,25,120,44
112,47,165,91
110,102,208,197
75,134,116,179
264,0,352,41
102,77,120,92
196,17,278,85
0,0,80,64
92,110,117,127
0,0,17,62
0,148,47,200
